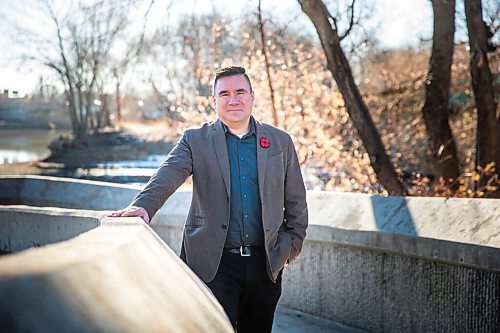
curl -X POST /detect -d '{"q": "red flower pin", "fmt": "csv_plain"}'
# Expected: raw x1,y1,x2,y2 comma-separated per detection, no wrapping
260,137,270,148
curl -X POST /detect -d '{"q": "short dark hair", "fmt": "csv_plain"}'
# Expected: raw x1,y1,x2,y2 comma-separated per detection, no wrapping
213,66,253,95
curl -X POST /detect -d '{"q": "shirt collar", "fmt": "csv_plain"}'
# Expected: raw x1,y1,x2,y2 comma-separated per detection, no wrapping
222,117,256,137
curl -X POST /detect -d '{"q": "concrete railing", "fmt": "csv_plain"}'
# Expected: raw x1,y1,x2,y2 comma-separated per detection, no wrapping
0,206,101,253
282,192,500,332
1,175,499,332
0,206,233,331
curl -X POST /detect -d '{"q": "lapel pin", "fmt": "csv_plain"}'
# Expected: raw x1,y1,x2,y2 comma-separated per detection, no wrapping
260,137,270,148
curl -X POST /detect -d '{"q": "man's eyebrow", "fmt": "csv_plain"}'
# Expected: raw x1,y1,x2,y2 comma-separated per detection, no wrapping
217,88,248,96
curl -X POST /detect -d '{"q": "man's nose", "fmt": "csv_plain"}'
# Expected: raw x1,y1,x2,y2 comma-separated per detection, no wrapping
228,95,240,104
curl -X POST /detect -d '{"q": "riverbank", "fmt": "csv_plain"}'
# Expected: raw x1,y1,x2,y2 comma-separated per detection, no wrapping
0,119,180,182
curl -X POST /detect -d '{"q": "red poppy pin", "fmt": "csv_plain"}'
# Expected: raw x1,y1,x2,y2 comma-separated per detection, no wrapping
260,137,270,148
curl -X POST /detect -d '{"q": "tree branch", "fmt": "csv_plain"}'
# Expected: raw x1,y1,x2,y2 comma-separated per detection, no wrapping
258,0,279,126
339,0,356,41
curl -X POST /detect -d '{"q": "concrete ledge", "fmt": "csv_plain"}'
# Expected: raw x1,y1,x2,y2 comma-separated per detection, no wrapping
0,205,101,253
1,175,499,271
309,225,500,272
0,206,233,332
0,175,141,209
1,175,499,332
307,191,500,248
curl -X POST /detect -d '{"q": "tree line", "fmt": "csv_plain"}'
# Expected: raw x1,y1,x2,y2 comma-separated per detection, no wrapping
9,0,499,197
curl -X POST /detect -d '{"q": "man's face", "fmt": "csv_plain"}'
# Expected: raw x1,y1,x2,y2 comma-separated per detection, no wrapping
212,74,254,128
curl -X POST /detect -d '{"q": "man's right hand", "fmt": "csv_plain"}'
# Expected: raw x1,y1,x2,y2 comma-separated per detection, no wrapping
107,206,150,223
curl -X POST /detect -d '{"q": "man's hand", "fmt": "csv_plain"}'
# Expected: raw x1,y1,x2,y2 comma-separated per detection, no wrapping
107,206,150,223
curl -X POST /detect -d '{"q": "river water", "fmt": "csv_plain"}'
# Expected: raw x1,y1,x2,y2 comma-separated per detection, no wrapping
0,129,69,164
0,129,327,190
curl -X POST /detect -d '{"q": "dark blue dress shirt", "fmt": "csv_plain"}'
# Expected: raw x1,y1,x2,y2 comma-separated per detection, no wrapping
222,119,264,248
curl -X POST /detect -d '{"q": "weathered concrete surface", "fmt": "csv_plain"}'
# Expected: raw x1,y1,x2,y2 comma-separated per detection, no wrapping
1,175,500,333
0,206,101,253
0,209,233,333
281,241,500,333
307,191,500,247
2,175,499,269
0,175,140,209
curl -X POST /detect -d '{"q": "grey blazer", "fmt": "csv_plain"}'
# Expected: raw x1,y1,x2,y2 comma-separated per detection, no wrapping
132,117,308,282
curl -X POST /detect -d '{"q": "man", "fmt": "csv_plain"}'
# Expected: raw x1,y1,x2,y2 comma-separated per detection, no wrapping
109,66,308,332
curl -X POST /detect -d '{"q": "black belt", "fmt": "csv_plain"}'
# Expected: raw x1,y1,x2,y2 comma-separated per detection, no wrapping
223,245,264,257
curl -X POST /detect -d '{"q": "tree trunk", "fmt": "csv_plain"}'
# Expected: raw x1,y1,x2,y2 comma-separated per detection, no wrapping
86,73,99,131
115,80,122,121
76,86,86,138
258,0,279,127
298,0,407,195
464,0,498,196
60,70,79,137
422,0,460,183
86,90,95,131
65,88,79,136
54,17,83,140
101,94,111,127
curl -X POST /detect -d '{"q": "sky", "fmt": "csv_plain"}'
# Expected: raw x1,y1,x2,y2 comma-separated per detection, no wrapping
0,0,433,96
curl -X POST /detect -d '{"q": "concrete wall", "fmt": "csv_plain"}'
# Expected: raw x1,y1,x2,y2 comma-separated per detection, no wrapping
0,175,189,254
1,175,499,332
0,206,233,333
0,175,140,209
0,206,100,253
281,240,500,332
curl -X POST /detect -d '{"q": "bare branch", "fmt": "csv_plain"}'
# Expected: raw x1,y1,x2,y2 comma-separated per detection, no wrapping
258,0,279,126
339,0,356,41
325,5,338,32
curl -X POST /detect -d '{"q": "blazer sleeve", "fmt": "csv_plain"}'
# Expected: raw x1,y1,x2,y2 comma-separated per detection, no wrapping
283,135,308,263
131,131,193,219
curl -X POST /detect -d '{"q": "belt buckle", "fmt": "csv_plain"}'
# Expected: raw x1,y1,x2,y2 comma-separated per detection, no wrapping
240,246,251,257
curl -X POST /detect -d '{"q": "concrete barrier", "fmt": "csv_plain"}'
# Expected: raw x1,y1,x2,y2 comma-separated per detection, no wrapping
0,175,140,209
0,206,101,253
1,175,499,332
0,207,233,332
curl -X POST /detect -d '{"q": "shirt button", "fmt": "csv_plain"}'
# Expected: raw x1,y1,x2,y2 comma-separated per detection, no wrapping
221,225,227,229
244,214,248,218
240,157,244,161
243,194,247,198
242,176,246,180
245,234,249,238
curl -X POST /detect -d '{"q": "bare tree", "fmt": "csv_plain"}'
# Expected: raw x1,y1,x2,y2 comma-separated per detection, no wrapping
422,0,460,183
109,0,158,122
298,0,407,195
148,12,238,119
257,0,278,127
9,0,147,139
49,1,128,138
464,0,498,179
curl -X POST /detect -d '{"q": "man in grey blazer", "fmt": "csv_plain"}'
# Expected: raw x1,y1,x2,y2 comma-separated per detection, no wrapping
109,66,308,332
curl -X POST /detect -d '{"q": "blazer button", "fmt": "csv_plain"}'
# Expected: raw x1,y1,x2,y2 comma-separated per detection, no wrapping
221,225,227,229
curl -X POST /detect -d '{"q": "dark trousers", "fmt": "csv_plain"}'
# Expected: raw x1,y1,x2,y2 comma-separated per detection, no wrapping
206,252,282,333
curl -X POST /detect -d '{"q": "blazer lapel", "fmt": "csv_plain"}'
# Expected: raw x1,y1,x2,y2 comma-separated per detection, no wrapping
255,118,269,202
211,119,231,198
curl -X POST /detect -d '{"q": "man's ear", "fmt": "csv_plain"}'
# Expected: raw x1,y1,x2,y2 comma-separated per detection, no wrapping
211,95,216,108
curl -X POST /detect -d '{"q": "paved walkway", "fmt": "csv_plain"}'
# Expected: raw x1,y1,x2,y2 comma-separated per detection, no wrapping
273,307,366,333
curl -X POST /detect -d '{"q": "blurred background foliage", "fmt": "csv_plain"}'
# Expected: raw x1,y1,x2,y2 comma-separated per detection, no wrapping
1,0,498,197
